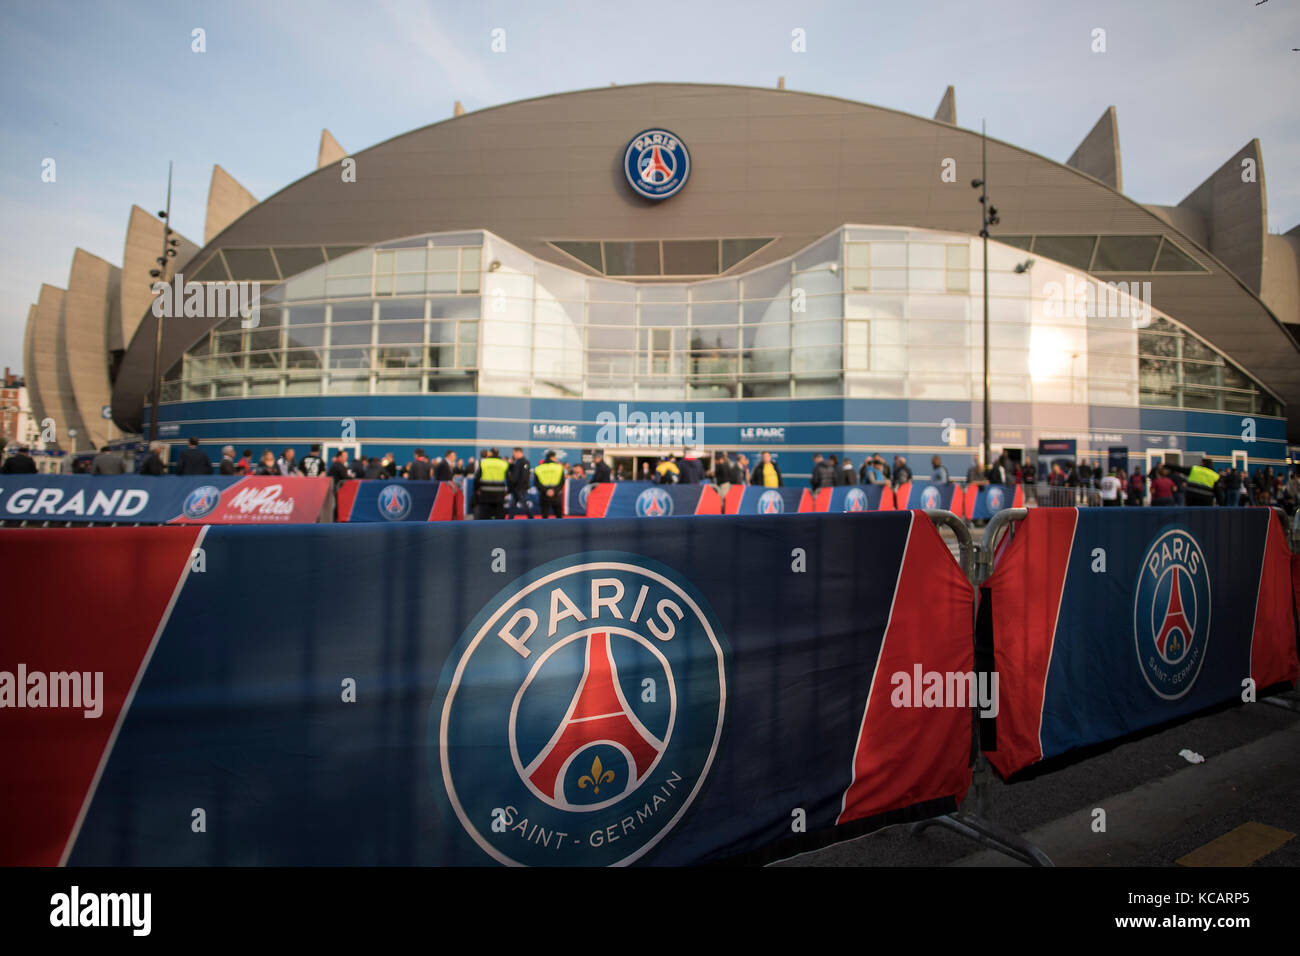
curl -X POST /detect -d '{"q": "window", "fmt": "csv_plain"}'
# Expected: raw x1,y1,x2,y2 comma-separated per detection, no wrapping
644,328,675,375
1092,236,1161,272
1032,236,1096,271
845,242,869,292
846,320,869,371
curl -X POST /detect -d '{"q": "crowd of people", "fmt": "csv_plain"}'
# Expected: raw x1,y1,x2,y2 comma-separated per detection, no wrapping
10,437,1299,518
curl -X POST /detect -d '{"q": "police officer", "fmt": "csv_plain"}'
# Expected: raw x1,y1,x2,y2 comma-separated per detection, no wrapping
535,450,565,518
474,447,509,519
506,447,532,518
1172,458,1220,507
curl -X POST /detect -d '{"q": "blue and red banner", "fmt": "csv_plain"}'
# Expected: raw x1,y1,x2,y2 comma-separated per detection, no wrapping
0,512,974,866
0,474,328,525
336,480,463,522
564,478,591,516
723,486,813,515
964,483,1024,521
583,481,723,518
893,481,960,512
982,507,1299,778
813,484,895,513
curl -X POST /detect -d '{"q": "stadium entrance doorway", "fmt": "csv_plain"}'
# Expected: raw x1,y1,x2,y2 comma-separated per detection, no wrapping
603,449,705,483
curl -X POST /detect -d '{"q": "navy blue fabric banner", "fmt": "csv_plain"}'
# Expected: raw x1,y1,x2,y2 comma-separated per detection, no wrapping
585,481,722,517
13,514,975,866
726,486,810,515
340,480,459,522
0,474,238,524
815,484,890,512
897,481,959,511
564,478,591,516
969,483,1022,521
985,507,1298,777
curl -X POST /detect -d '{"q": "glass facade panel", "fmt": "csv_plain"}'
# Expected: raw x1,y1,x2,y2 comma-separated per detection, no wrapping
161,226,1279,417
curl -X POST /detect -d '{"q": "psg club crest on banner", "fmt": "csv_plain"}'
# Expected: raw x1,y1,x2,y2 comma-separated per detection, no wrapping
623,129,691,200
635,487,674,517
378,484,412,521
843,488,868,512
1133,526,1211,700
182,485,221,519
985,486,1006,512
758,489,785,514
578,483,592,511
432,553,729,865
919,486,942,510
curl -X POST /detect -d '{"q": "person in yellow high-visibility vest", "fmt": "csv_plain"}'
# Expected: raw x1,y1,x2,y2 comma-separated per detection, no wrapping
749,451,783,487
473,448,509,519
1182,459,1221,507
534,450,565,518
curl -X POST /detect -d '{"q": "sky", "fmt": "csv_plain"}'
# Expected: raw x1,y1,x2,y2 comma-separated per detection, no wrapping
1,0,1297,373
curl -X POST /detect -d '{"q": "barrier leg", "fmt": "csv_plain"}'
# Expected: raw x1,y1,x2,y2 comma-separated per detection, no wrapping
910,756,1054,866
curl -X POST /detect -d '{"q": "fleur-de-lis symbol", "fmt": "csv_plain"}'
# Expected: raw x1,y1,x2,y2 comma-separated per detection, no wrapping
577,755,616,795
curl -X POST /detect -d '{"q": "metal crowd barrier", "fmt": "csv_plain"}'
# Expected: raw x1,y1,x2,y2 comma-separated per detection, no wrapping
913,503,1300,866
912,506,1051,866
1028,483,1101,508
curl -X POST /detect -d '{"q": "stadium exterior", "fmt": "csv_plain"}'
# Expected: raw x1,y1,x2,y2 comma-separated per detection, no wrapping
22,83,1300,483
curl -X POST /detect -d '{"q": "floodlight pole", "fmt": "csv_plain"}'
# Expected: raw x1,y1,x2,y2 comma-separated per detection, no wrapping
978,123,992,471
148,161,174,444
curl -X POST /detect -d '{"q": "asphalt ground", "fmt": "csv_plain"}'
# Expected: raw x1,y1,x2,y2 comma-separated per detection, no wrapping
777,693,1300,867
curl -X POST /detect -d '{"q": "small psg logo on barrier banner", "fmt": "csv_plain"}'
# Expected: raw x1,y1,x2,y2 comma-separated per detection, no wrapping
1133,525,1211,700
843,488,868,512
635,487,674,517
377,484,412,521
182,485,221,520
624,129,691,200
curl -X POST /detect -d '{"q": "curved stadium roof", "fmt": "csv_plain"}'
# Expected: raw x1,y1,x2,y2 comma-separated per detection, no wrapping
83,82,1300,439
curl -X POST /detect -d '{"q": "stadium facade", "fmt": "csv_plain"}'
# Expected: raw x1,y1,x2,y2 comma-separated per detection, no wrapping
20,83,1300,482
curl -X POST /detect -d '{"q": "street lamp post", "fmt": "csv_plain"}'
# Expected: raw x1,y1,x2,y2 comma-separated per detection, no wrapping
148,161,179,444
971,122,999,472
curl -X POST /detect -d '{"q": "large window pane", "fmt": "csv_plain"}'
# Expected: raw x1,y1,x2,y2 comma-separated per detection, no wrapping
1032,235,1096,271
330,323,372,346
328,348,370,369
1092,235,1161,272
604,242,660,276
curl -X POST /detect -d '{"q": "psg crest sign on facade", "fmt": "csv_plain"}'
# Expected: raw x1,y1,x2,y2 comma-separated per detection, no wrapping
623,129,691,200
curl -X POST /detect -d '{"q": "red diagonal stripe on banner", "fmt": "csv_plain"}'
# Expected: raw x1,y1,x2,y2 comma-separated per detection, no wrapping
983,508,1079,778
1250,513,1299,690
838,513,975,824
0,527,202,865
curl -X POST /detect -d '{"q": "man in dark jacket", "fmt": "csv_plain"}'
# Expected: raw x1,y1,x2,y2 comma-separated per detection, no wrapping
176,437,211,475
138,441,166,475
677,452,704,484
406,448,433,480
218,445,238,475
506,447,532,518
2,445,38,474
91,446,126,475
810,454,834,490
891,455,913,487
433,450,458,482
590,451,612,483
